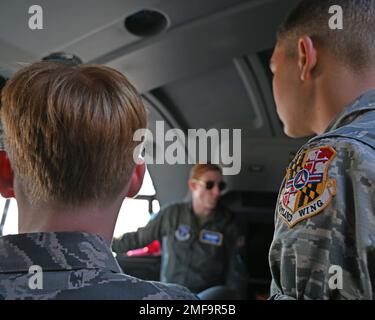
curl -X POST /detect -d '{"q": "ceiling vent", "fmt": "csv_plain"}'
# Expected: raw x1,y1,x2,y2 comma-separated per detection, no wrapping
124,9,169,37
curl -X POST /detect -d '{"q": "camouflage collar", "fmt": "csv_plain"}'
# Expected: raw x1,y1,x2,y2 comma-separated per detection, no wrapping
0,232,122,274
325,89,375,133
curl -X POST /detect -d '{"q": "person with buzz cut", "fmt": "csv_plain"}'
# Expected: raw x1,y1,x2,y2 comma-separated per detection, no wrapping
269,0,375,299
0,62,196,300
112,163,246,300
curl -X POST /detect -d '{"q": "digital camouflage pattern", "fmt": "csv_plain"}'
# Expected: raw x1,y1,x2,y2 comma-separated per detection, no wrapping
112,202,245,294
0,232,197,300
269,90,375,300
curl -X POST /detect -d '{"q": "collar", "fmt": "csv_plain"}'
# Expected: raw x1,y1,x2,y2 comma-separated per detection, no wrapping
0,232,122,274
324,89,375,133
187,201,230,224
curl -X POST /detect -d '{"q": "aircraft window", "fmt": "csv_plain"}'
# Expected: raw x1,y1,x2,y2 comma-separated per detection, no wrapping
137,167,156,196
0,198,18,236
152,199,160,213
113,168,159,237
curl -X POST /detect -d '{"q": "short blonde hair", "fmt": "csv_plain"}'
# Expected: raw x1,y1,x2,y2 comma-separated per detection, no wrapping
1,62,146,204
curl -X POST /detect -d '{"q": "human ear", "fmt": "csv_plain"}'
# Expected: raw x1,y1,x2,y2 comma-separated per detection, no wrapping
126,159,146,198
188,179,195,191
0,151,15,198
297,36,318,81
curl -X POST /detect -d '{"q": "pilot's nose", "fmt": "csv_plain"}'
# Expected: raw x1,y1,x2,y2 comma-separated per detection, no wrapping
211,185,221,198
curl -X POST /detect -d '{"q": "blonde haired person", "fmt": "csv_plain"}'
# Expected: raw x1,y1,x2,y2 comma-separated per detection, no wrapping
113,163,246,300
0,62,195,300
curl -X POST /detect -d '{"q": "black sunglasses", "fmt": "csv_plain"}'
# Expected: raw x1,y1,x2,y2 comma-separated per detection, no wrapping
193,179,227,191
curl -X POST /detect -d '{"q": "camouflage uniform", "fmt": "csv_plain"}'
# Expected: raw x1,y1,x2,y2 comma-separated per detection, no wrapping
112,202,245,294
269,90,375,300
0,232,197,300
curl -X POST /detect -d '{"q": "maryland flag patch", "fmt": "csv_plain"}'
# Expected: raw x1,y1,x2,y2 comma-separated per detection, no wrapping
278,146,337,228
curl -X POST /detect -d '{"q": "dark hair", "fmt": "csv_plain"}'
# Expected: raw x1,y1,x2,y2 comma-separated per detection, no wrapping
42,52,83,66
1,62,146,205
278,0,375,71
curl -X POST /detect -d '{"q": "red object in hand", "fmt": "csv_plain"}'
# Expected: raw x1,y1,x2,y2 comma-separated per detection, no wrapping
126,240,161,256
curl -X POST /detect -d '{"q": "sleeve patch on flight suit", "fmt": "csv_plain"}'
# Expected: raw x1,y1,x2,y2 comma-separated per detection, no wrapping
278,146,337,228
199,230,223,246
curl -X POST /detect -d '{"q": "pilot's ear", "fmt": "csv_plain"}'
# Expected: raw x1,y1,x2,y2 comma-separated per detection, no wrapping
126,159,146,198
188,179,196,191
297,36,318,81
0,151,15,198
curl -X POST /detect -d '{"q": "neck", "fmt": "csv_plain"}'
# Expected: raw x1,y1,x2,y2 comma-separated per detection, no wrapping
311,60,375,135
16,192,124,245
192,201,214,217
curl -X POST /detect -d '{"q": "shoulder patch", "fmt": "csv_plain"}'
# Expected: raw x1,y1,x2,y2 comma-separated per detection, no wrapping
278,146,337,228
175,224,191,241
199,230,223,246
